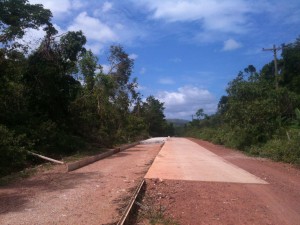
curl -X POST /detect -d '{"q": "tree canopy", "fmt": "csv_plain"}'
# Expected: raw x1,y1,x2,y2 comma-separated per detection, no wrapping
0,0,56,45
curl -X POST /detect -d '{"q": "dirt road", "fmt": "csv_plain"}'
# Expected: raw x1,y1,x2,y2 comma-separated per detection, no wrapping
0,143,162,225
1,137,299,225
142,138,300,225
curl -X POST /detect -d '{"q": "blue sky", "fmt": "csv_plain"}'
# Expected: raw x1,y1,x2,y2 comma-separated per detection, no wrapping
27,0,300,119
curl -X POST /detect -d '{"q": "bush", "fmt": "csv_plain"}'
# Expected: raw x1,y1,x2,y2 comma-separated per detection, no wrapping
185,125,250,150
0,125,27,177
249,130,300,164
26,120,85,157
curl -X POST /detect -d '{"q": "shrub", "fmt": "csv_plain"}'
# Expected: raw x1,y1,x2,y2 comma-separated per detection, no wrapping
249,129,300,164
0,125,27,176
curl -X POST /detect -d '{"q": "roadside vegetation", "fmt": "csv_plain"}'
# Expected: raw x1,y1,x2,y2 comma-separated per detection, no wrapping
0,0,173,177
184,38,300,165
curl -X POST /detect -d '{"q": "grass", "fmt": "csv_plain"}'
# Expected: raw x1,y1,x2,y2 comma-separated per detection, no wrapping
136,197,179,225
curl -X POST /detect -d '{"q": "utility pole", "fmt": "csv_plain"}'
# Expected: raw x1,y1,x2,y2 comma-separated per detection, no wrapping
262,44,282,90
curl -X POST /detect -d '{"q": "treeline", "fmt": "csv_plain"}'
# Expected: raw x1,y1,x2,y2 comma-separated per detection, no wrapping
185,37,300,164
0,0,173,177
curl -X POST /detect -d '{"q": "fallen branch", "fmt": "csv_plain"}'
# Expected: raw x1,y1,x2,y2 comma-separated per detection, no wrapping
27,151,65,164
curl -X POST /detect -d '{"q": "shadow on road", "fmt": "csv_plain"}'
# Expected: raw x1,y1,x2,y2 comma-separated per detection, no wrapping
0,171,102,214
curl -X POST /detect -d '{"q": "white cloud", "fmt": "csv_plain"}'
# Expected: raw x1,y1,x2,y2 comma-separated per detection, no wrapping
68,12,117,42
156,86,217,119
101,64,111,74
72,11,145,52
67,12,118,54
137,0,261,34
222,38,242,51
72,0,86,10
158,78,175,85
85,43,105,55
129,53,138,60
29,1,147,52
102,1,113,13
93,2,113,17
29,0,71,17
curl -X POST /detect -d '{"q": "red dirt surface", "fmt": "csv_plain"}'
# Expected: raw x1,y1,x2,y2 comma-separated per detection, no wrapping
0,143,162,225
140,138,300,225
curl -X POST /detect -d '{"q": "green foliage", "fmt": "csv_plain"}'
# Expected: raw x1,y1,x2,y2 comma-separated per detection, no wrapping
124,115,148,142
23,31,85,123
281,37,300,94
225,76,281,148
293,108,300,127
0,125,27,176
26,120,85,156
108,45,133,86
60,31,86,62
79,50,97,90
249,129,300,164
141,96,167,137
195,108,208,120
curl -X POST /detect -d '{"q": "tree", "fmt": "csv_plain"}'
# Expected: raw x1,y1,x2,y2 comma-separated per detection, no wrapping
195,108,207,120
73,45,145,145
142,96,166,137
60,31,86,62
0,0,56,45
108,45,133,87
244,64,256,76
79,50,98,91
24,31,86,122
0,0,63,175
0,48,27,126
0,0,58,127
224,69,282,147
217,96,228,114
102,45,138,142
281,37,300,94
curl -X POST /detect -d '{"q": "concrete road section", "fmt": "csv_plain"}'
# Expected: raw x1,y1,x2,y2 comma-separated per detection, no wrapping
145,137,268,184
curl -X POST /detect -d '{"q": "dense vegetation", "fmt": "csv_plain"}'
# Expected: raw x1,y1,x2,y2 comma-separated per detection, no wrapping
0,0,173,177
184,38,300,164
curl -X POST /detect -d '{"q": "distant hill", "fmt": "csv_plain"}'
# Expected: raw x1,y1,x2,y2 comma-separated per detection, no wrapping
166,119,190,127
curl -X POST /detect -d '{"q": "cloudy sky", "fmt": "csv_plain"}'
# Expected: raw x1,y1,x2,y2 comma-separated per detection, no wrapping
28,0,300,119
